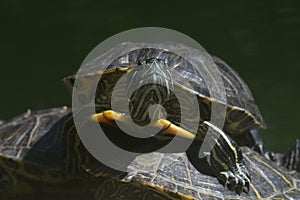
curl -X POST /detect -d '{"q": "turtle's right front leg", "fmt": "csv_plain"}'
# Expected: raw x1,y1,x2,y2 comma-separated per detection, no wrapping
187,121,250,194
91,111,251,194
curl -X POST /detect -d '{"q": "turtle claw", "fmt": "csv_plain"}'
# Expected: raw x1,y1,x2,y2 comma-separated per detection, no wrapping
219,169,251,195
243,181,250,194
195,121,252,194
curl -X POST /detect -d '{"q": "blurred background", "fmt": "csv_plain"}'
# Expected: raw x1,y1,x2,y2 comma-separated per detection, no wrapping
0,0,299,152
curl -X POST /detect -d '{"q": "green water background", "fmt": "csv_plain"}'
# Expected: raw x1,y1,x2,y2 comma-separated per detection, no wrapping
0,1,299,152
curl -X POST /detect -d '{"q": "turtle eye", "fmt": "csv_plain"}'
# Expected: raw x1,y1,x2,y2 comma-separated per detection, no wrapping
137,60,146,65
159,59,167,67
163,58,169,66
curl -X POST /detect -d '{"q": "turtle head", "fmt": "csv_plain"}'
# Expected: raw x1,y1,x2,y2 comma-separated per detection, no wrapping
126,58,173,95
126,58,174,125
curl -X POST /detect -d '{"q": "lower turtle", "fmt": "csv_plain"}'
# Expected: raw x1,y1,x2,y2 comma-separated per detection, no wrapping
96,146,300,200
0,107,299,200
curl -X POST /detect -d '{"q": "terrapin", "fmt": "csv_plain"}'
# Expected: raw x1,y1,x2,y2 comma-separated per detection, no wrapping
64,42,268,193
97,146,300,200
0,107,299,200
1,42,299,198
0,107,96,198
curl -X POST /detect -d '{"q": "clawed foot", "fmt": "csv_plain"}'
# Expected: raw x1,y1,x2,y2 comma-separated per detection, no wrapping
264,139,300,172
282,139,300,171
196,121,252,195
218,167,250,194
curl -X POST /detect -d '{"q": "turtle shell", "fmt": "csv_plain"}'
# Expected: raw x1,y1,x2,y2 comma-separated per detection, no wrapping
0,107,72,190
0,108,298,199
64,42,266,135
0,107,103,197
96,147,300,200
0,107,70,166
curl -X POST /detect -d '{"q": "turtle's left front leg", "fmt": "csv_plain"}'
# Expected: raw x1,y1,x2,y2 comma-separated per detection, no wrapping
187,121,251,194
265,139,300,172
281,139,300,171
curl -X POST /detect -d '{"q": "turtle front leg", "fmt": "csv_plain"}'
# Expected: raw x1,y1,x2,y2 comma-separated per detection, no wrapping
91,110,196,140
265,139,300,172
238,130,300,172
187,121,250,194
281,139,300,172
91,111,251,194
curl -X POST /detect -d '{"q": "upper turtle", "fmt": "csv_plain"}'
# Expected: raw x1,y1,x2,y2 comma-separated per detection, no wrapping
64,42,266,135
63,42,268,193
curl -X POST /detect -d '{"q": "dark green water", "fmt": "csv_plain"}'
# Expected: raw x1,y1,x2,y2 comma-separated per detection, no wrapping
0,0,299,152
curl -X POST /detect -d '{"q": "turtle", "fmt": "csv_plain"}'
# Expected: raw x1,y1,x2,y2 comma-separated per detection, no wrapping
0,107,124,199
1,42,299,198
64,42,269,194
0,107,96,197
96,146,300,200
0,107,299,200
264,139,300,172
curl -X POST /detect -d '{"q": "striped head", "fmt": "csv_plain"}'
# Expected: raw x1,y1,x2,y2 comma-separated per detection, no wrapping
126,58,174,125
